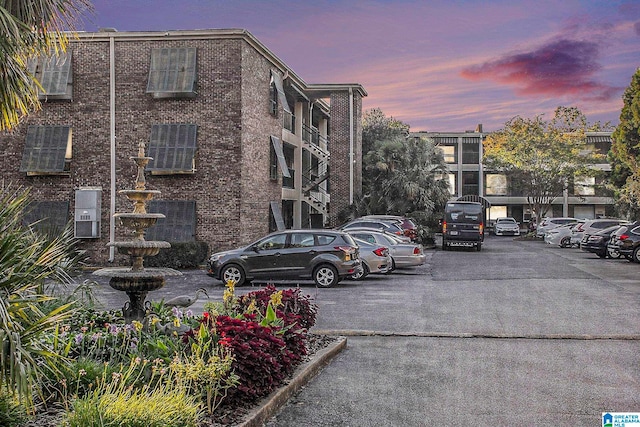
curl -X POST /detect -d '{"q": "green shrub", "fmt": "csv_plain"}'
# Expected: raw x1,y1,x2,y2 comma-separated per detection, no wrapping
145,241,209,269
63,359,203,427
0,389,27,427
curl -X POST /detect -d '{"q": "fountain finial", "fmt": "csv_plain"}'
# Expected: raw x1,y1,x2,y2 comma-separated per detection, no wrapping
133,141,149,192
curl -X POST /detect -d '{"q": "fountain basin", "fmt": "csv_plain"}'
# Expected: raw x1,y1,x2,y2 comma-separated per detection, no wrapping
93,267,182,292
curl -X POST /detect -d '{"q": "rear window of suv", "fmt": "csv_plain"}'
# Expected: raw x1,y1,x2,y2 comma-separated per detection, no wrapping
446,203,482,222
317,234,338,245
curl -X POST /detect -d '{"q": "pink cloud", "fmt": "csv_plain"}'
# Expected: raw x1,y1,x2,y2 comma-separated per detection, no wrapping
460,38,622,102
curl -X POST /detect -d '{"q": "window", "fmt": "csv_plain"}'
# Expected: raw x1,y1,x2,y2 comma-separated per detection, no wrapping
351,233,375,244
147,124,197,174
290,233,315,248
586,135,611,156
446,173,456,195
269,201,285,231
574,176,595,196
282,144,295,189
146,200,196,242
269,70,291,116
462,139,480,164
269,76,278,116
485,174,508,196
317,234,337,245
438,145,457,163
257,233,287,250
20,125,72,175
29,51,73,100
23,201,69,235
147,48,197,98
270,136,291,178
462,171,479,195
270,144,278,180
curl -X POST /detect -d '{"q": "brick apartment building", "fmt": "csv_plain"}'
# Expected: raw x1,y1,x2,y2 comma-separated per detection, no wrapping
411,126,615,226
1,29,366,265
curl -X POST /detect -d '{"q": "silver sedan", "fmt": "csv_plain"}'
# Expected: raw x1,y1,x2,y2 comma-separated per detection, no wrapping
347,229,426,269
350,238,392,280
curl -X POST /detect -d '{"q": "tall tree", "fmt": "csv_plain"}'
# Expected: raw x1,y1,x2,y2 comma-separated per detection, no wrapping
483,107,604,220
362,107,410,156
0,0,91,131
609,68,640,218
349,109,450,236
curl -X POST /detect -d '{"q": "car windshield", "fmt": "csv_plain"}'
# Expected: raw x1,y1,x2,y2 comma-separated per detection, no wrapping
497,218,516,224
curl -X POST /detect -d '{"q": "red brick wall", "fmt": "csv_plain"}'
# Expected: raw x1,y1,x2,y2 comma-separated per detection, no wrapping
328,90,363,226
0,34,283,264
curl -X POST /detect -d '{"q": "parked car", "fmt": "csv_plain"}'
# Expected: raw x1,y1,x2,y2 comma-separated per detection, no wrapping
544,222,581,247
360,215,418,241
570,218,628,247
206,229,361,288
536,217,579,238
580,224,624,258
616,221,640,263
346,229,426,269
338,219,407,239
441,201,484,251
493,217,520,236
351,238,392,280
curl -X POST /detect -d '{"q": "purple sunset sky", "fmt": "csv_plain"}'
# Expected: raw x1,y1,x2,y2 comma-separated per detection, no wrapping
80,0,640,132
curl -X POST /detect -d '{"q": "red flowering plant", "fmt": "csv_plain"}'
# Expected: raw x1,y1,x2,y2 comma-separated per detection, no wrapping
234,285,318,364
184,282,319,405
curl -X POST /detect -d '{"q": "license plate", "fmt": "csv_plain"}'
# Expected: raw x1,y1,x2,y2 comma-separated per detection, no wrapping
450,231,459,236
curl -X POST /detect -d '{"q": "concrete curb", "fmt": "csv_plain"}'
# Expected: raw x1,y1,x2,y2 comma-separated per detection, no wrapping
312,329,640,341
237,336,348,427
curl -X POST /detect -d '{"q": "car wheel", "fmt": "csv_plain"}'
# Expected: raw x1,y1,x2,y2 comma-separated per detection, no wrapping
597,251,607,259
221,264,245,286
560,237,571,248
442,240,448,251
476,242,482,252
624,254,633,261
634,246,640,263
606,246,621,259
314,264,339,288
351,263,369,280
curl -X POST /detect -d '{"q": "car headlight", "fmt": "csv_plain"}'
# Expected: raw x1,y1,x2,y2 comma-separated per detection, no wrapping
209,254,222,263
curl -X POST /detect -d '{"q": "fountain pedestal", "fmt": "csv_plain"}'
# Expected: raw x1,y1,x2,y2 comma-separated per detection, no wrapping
94,141,182,322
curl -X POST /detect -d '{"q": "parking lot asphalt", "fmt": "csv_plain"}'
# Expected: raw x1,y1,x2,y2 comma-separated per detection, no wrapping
59,236,640,426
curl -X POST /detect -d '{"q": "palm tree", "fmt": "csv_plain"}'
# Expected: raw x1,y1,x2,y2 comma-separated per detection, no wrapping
0,185,83,407
363,136,450,216
0,0,91,131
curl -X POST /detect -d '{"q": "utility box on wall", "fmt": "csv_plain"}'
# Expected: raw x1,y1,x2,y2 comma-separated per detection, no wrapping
74,188,101,238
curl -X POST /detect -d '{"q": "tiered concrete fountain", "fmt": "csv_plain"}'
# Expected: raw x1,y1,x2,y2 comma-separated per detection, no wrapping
94,141,181,322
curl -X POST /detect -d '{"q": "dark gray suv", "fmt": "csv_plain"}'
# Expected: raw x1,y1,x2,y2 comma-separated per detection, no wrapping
206,229,361,287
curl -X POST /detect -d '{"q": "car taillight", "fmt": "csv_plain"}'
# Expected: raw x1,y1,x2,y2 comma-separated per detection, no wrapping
619,234,630,241
575,224,584,232
479,223,484,235
335,246,356,260
413,247,421,255
442,221,447,233
373,247,388,257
